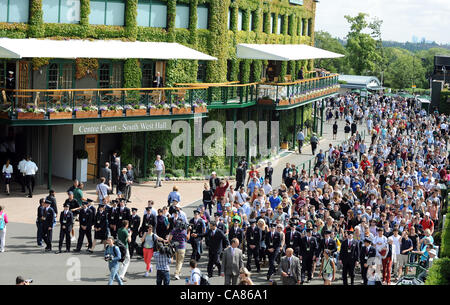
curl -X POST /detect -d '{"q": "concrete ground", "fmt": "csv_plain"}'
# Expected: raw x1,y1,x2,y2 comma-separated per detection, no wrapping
0,120,369,285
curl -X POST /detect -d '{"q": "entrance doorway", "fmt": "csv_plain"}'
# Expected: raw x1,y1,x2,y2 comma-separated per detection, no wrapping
84,134,98,181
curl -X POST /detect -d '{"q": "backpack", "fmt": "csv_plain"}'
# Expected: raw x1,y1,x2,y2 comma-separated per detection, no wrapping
0,213,5,230
114,240,127,262
193,271,210,285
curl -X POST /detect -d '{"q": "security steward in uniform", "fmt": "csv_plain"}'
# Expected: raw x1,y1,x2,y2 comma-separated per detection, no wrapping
74,201,93,253
228,218,244,247
129,208,141,258
139,206,156,237
199,220,229,278
93,203,108,251
189,209,206,261
285,221,301,256
265,222,281,280
57,203,73,253
42,200,56,252
338,230,360,285
360,237,376,285
245,219,261,272
300,228,319,283
107,200,118,238
321,230,338,256
116,199,131,230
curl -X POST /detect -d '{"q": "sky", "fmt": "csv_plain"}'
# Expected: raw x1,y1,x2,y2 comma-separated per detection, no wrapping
315,0,450,44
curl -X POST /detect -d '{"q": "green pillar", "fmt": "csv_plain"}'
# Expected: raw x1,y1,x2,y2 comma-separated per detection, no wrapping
246,109,251,163
313,100,317,133
320,101,324,137
268,109,272,149
185,120,189,178
47,126,52,190
300,106,304,131
279,110,282,147
293,107,297,149
230,108,237,176
143,131,148,178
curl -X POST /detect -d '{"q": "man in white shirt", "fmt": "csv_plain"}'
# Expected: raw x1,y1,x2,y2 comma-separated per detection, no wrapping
373,227,388,267
154,155,165,188
18,156,27,193
262,178,272,195
24,156,38,198
187,259,201,285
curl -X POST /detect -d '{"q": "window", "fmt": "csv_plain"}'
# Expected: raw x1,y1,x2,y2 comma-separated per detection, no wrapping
227,8,231,30
89,0,125,26
137,0,167,28
250,11,256,31
237,9,243,31
43,0,80,24
141,61,154,88
277,15,283,34
197,5,208,29
271,13,275,34
98,63,110,88
48,64,59,90
197,61,207,82
175,4,189,29
308,18,312,36
0,0,29,23
302,18,307,36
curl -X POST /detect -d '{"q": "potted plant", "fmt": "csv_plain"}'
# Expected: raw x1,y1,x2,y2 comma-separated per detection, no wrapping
281,138,289,150
16,105,46,120
258,95,274,105
149,103,171,116
75,149,88,183
100,104,123,117
125,104,147,116
74,105,98,118
193,99,207,113
0,105,11,119
48,105,73,119
278,95,289,106
172,101,191,115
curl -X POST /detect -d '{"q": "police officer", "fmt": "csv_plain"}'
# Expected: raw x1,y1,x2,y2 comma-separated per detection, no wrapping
140,206,156,237
74,201,93,253
42,200,56,252
265,223,281,280
300,228,319,283
228,218,244,246
339,230,360,285
57,203,73,253
360,238,376,285
107,200,118,239
129,208,141,258
245,219,261,272
36,198,45,247
189,209,205,261
93,203,108,251
116,199,131,230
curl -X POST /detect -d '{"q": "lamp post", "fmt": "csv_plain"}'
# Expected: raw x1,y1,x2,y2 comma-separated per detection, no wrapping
443,66,447,86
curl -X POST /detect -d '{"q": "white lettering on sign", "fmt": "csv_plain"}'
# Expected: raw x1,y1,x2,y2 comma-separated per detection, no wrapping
73,119,171,135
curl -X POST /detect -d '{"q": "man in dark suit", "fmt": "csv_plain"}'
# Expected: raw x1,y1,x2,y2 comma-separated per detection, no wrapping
281,163,291,184
235,162,245,190
36,198,46,247
285,222,301,256
42,200,56,252
200,220,229,278
74,201,93,253
116,199,131,230
246,219,261,272
111,158,120,194
107,200,118,239
189,210,206,261
265,162,274,186
279,248,301,285
209,172,220,194
153,72,163,88
129,208,141,258
100,162,112,193
360,238,376,285
265,223,281,280
339,230,360,285
299,228,319,283
57,203,74,253
228,218,244,246
45,189,57,216
320,230,337,256
125,164,134,203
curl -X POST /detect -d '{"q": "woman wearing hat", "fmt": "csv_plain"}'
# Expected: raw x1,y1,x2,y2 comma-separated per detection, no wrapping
238,267,254,285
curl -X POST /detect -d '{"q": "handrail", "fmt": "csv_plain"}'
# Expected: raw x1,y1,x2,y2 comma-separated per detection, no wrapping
266,74,339,86
219,82,259,88
175,81,239,87
1,86,210,93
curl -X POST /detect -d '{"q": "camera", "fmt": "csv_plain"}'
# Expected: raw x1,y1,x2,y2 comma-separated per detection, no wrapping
176,221,191,231
25,279,33,284
104,254,113,262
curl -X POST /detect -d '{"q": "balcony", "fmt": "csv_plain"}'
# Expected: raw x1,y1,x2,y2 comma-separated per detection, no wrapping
0,74,339,123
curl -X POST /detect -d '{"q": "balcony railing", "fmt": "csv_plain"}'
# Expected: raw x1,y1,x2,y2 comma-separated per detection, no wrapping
0,75,339,120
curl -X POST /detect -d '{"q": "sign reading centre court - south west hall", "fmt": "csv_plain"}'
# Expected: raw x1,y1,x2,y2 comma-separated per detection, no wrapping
73,119,171,135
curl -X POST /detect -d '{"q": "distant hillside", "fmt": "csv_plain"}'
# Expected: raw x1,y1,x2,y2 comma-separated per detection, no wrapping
382,41,450,52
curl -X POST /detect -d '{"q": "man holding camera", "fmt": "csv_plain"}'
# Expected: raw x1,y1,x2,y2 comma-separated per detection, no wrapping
168,218,190,280
154,242,173,285
189,209,206,262
104,237,123,285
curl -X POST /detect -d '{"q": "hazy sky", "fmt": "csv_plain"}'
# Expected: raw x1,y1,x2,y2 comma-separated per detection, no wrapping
315,0,450,44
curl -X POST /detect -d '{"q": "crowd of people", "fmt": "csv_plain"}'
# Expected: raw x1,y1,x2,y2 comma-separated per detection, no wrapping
1,92,446,286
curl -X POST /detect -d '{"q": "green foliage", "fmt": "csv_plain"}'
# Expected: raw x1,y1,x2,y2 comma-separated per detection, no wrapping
75,58,99,80
440,215,450,258
440,91,450,114
125,0,138,40
75,149,88,159
279,61,287,82
31,58,51,70
383,47,427,89
124,59,142,100
263,12,270,34
80,0,90,27
28,0,44,38
251,60,262,82
314,31,349,73
425,257,450,285
240,60,251,83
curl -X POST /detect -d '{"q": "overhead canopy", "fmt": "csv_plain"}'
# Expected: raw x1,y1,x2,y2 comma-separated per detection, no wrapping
236,43,345,61
339,75,381,90
0,38,217,60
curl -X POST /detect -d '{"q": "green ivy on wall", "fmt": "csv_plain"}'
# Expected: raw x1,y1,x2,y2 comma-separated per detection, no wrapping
31,57,51,70
125,0,138,40
29,0,44,38
80,0,90,27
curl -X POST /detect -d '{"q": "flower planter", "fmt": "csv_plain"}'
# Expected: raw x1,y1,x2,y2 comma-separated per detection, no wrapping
76,158,88,183
281,142,289,149
17,112,45,120
0,112,10,119
150,108,170,116
194,106,207,113
101,110,123,117
258,98,274,105
75,111,98,119
278,99,290,106
172,107,192,115
49,112,73,120
125,109,147,117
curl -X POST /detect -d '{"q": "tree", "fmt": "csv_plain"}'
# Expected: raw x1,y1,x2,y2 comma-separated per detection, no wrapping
344,13,381,75
314,31,349,73
383,47,426,89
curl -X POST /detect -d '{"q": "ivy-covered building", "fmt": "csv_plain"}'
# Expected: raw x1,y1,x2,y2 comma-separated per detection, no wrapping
0,0,340,187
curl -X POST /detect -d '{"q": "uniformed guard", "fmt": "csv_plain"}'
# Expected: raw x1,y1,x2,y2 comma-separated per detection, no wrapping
300,228,319,283
42,200,56,252
107,200,118,239
321,230,337,257
245,219,261,272
285,221,301,256
265,222,281,280
57,203,73,253
129,208,141,258
228,218,244,246
93,204,108,251
139,206,156,237
116,199,131,229
360,238,376,285
189,209,206,261
339,229,360,285
74,201,93,253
